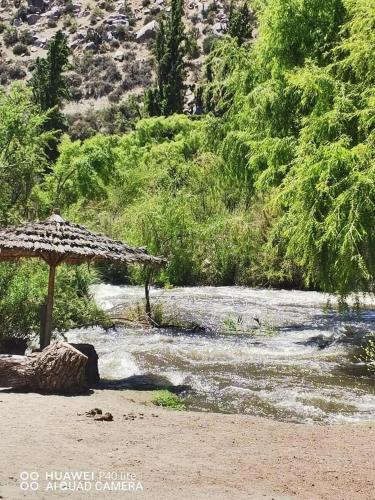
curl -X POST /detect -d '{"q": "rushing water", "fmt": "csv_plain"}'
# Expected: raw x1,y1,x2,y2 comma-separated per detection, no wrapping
66,285,375,424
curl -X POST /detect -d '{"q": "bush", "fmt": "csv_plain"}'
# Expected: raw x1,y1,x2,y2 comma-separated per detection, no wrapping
15,5,28,22
13,42,29,56
108,86,123,102
19,29,33,46
0,262,109,343
0,62,26,83
4,27,18,47
186,31,200,59
47,18,58,28
152,390,186,410
115,24,131,41
203,34,219,54
191,13,200,25
121,59,152,91
8,62,27,79
103,1,115,12
357,336,375,373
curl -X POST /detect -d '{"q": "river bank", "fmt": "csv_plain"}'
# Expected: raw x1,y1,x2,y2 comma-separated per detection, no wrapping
0,390,375,500
0,388,374,500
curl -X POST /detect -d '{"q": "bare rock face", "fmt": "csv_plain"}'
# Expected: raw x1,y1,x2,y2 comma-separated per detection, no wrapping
0,342,88,394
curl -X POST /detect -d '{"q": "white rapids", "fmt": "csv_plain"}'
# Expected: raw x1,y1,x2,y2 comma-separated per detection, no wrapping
66,285,375,424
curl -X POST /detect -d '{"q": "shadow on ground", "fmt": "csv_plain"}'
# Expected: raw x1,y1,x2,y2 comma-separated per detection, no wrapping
98,373,190,394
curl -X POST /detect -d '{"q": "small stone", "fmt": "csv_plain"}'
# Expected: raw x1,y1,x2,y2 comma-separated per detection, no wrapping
94,412,113,422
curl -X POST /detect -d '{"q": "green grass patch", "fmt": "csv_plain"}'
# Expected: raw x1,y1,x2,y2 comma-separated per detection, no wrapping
152,390,186,410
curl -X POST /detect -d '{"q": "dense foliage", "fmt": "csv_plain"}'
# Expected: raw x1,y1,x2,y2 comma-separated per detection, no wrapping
0,0,374,341
0,262,108,341
0,85,51,225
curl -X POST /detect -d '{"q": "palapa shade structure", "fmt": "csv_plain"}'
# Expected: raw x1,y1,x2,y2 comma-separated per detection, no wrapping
0,212,166,347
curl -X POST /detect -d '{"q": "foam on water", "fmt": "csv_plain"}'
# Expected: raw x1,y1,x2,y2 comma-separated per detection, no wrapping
66,285,375,423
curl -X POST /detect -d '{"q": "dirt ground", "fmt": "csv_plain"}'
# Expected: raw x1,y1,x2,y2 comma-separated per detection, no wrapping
0,389,374,500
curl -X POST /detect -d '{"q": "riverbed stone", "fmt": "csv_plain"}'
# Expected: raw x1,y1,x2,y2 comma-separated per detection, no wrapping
70,343,100,385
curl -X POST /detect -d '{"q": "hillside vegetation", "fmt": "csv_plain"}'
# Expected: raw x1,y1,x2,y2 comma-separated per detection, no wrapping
0,0,374,338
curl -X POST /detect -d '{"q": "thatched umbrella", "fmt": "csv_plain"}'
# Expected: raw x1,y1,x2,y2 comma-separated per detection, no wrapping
0,212,166,347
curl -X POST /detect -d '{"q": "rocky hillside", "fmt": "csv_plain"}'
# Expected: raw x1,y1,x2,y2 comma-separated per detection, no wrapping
0,0,243,119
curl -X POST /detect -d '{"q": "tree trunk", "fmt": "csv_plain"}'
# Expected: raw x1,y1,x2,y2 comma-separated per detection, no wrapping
0,355,34,391
0,342,88,394
43,263,57,348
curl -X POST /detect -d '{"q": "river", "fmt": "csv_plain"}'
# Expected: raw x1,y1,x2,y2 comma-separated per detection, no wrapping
66,285,375,424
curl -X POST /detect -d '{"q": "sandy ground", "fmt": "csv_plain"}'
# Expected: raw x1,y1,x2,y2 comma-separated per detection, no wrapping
0,389,374,500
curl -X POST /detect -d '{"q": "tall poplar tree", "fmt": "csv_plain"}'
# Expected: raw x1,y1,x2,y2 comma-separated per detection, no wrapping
30,31,70,160
228,2,253,46
145,0,186,116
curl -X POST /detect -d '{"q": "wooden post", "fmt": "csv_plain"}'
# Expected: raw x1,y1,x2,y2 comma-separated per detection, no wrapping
144,267,153,319
39,302,47,349
43,263,57,348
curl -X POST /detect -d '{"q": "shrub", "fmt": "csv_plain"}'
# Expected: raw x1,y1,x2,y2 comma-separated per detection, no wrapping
0,262,109,343
0,62,26,83
8,62,27,79
206,10,216,24
19,29,33,45
115,24,131,41
103,1,115,12
85,79,114,98
357,336,375,372
47,18,58,28
191,13,200,25
152,390,186,410
13,42,29,56
203,34,219,54
68,115,98,140
186,31,200,59
4,27,18,47
63,14,73,28
69,19,78,34
108,86,123,102
144,14,154,25
63,0,75,14
15,5,28,22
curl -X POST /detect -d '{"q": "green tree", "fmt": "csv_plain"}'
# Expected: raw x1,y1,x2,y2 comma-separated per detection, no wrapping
0,85,51,224
30,30,70,160
145,0,186,116
228,2,253,46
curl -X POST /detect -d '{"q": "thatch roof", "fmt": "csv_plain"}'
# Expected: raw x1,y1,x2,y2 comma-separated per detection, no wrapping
0,213,166,267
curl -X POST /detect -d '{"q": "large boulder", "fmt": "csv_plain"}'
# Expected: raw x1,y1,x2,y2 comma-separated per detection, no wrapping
26,13,40,25
0,338,27,355
70,343,100,385
136,20,159,42
28,0,45,11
